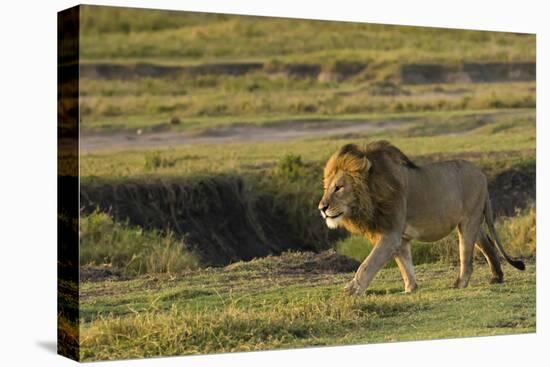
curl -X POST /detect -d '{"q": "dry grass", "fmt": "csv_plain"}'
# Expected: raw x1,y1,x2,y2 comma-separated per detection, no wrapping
79,79,535,132
80,211,200,276
78,259,536,361
498,204,536,258
79,5,535,65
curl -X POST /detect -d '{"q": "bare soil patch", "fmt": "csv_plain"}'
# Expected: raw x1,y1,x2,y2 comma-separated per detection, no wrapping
80,265,127,282
80,118,409,152
225,250,360,275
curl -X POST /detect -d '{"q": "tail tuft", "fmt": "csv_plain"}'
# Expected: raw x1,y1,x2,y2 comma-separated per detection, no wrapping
484,196,526,272
510,259,526,271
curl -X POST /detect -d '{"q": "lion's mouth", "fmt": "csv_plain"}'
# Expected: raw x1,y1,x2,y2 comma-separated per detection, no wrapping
325,212,343,219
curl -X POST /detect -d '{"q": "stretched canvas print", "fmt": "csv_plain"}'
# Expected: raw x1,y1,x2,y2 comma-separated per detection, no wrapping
58,5,536,362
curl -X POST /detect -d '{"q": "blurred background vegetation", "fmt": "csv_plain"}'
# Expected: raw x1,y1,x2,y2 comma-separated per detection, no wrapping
78,5,535,134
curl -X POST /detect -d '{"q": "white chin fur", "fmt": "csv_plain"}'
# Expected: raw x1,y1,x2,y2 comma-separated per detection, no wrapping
326,216,343,229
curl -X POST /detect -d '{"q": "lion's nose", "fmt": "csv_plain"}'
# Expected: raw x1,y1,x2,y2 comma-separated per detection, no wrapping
319,203,329,212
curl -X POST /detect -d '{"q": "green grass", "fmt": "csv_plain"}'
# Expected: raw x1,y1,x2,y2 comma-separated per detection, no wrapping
79,257,535,361
80,211,200,276
336,235,442,266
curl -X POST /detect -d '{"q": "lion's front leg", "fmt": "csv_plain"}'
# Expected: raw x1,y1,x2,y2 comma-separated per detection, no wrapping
344,278,362,295
345,234,402,295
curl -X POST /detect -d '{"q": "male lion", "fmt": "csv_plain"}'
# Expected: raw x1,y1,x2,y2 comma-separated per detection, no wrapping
318,141,525,295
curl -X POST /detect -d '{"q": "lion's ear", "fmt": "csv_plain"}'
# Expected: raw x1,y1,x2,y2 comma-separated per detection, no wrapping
362,157,372,172
348,156,371,173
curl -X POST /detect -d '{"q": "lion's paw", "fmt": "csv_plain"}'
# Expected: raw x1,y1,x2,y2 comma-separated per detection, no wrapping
344,278,365,296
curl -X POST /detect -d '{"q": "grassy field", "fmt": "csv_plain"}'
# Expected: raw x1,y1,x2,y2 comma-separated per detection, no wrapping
79,6,535,65
79,79,535,133
71,6,537,362
78,253,535,361
81,109,535,178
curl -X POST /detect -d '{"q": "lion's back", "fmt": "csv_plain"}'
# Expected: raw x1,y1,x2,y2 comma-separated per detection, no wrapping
405,159,488,236
415,159,487,189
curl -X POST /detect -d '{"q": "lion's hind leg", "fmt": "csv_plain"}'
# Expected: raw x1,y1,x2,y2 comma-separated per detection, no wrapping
476,231,504,284
394,240,417,293
455,213,484,289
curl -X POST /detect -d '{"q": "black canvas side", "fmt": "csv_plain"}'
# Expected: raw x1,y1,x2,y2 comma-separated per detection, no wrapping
57,5,80,362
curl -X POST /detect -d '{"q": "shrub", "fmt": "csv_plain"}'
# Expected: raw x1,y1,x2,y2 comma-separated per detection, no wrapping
276,153,305,181
144,151,177,171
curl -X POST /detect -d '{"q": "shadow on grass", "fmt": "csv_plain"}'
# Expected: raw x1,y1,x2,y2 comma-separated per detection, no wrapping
365,287,404,296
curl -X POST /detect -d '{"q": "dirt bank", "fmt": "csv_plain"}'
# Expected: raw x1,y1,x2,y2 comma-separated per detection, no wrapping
225,250,360,275
489,166,536,216
401,62,535,84
80,250,360,282
80,176,343,266
77,61,535,84
79,62,264,79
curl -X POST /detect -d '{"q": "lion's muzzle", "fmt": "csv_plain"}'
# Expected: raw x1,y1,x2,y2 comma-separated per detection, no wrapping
319,200,345,228
318,201,329,218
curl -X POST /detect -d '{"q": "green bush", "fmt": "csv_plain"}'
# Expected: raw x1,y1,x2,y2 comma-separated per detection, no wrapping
144,151,177,171
276,153,304,181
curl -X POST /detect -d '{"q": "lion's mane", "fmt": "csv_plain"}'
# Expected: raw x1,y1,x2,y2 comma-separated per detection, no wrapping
323,140,418,239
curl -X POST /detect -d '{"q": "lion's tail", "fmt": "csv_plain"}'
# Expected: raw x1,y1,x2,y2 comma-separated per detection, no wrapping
483,196,525,271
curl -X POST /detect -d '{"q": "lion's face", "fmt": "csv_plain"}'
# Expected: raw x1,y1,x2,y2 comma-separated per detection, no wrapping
318,171,356,229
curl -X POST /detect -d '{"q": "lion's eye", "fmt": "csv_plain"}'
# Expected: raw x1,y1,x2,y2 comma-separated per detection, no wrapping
334,185,343,192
